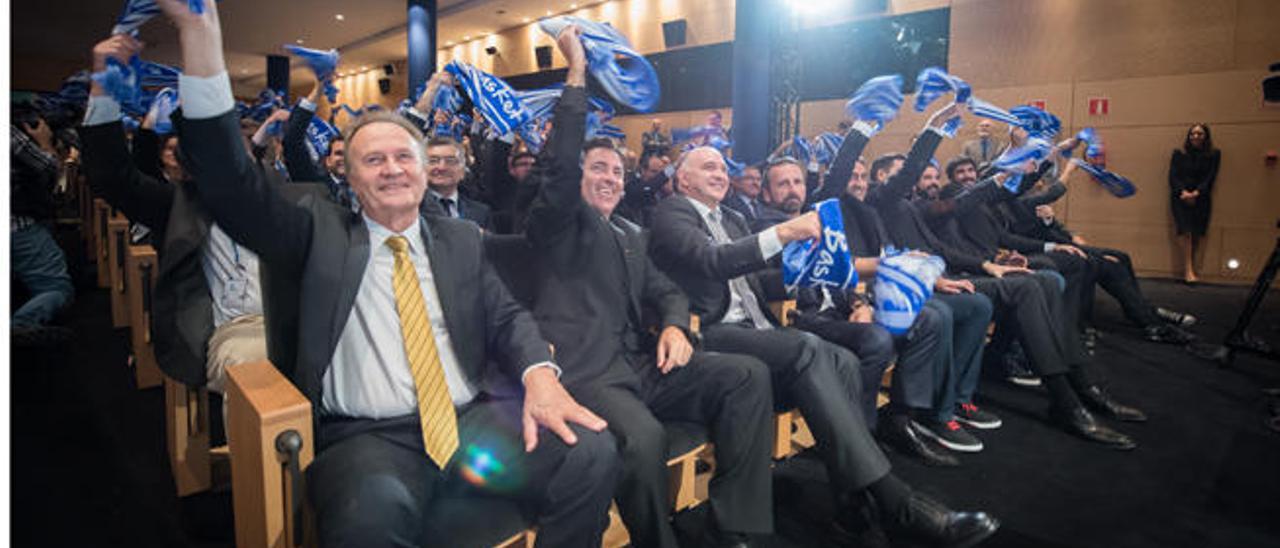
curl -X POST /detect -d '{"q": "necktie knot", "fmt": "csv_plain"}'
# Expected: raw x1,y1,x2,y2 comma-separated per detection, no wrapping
386,235,410,255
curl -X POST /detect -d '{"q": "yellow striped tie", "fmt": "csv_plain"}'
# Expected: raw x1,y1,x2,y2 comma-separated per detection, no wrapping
386,235,459,468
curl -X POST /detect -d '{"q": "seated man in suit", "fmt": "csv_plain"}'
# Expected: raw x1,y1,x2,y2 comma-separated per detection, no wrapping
80,33,267,394
723,164,764,224
755,157,973,465
522,28,773,547
966,156,1196,343
648,145,999,546
818,127,1000,458
157,3,618,546
859,101,1143,451
425,136,494,230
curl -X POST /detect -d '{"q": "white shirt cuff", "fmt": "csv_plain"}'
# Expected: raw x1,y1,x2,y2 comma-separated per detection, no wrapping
850,120,877,138
298,98,318,112
1044,242,1057,252
84,95,122,127
758,227,783,260
521,362,562,384
178,71,235,120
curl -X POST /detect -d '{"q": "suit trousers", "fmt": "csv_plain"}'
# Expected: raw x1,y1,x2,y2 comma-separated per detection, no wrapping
573,352,774,547
792,314,927,430
307,398,619,548
204,314,268,394
928,293,995,423
1028,252,1094,339
701,324,892,494
969,273,1079,377
1079,246,1160,328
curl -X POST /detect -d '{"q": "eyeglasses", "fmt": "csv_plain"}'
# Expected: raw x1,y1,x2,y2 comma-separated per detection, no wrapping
427,156,462,166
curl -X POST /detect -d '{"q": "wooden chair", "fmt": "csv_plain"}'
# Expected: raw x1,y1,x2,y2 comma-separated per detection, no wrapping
107,218,132,328
126,245,163,388
93,199,111,288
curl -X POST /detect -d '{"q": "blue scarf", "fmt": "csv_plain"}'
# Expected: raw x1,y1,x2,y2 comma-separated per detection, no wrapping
538,17,660,112
913,67,1023,135
1009,105,1061,140
1072,157,1135,198
304,116,340,164
444,60,531,137
992,137,1053,174
284,45,340,103
873,249,944,335
782,199,858,291
113,0,211,35
845,75,904,134
150,87,179,135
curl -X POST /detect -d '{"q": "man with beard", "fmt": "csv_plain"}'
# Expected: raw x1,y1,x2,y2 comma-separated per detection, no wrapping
756,158,967,465
858,103,1142,451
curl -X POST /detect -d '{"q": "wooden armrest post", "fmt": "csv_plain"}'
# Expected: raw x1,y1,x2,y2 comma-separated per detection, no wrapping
226,361,314,548
107,219,131,328
93,199,110,287
127,246,162,389
165,377,212,495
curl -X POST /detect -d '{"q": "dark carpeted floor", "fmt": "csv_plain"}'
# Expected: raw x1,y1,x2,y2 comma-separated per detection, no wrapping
13,250,1280,547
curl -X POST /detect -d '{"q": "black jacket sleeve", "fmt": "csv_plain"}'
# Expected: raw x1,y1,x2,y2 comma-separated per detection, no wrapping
526,85,591,270
282,105,327,182
648,198,770,282
814,128,871,203
80,121,175,233
179,110,313,276
882,128,943,202
1020,181,1067,207
132,128,163,179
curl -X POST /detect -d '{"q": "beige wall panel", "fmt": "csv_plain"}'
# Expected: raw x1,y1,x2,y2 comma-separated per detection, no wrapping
1233,0,1280,70
949,0,1080,88
1068,221,1180,275
1070,0,1236,83
1071,71,1280,129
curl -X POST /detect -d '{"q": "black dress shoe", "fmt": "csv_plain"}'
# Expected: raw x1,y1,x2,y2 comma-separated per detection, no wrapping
1145,324,1196,345
879,418,960,467
1079,385,1148,422
1050,406,1137,450
884,492,1000,548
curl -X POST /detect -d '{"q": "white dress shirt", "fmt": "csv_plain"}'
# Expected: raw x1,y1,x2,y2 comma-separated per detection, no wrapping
323,216,478,418
84,92,264,329
685,196,782,325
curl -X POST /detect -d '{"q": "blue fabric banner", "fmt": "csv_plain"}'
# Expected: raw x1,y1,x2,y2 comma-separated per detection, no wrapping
844,75,904,134
873,250,944,335
283,45,340,102
538,16,660,112
782,199,858,292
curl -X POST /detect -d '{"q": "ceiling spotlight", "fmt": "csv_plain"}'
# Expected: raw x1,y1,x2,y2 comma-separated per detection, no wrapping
335,14,345,21
522,16,530,22
546,10,553,16
446,41,454,46
1227,258,1241,270
570,3,578,8
360,66,368,71
295,38,305,44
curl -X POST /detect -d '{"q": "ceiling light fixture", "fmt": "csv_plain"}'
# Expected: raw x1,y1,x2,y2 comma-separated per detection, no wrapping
522,16,530,22
335,14,345,21
463,35,471,40
295,39,304,44
546,10,553,16
570,3,578,8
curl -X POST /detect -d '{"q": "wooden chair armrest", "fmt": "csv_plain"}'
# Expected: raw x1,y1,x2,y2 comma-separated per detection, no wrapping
226,361,314,548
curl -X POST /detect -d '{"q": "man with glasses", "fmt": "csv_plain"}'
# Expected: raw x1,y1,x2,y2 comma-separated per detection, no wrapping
723,164,763,224
425,137,493,230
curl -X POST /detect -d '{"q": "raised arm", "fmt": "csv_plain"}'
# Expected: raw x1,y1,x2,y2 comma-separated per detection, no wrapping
80,34,175,231
882,103,956,202
281,86,328,182
160,0,312,271
814,123,872,202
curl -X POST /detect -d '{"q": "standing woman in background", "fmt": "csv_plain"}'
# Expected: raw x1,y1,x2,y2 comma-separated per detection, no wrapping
1168,123,1220,284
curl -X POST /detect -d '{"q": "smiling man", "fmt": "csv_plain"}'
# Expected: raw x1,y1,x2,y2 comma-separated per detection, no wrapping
522,28,773,547
424,136,493,230
155,2,619,546
649,145,999,546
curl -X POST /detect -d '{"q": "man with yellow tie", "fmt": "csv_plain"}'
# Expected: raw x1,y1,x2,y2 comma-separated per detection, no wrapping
153,2,620,546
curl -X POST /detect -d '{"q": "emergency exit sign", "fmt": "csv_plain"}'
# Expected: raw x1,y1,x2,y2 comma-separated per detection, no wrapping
1088,97,1110,116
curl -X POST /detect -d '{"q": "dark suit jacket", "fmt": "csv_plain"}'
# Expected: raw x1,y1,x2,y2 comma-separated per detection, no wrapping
722,191,760,225
81,121,214,387
523,86,691,390
427,192,493,231
748,203,791,234
282,104,327,183
178,110,551,417
648,195,782,327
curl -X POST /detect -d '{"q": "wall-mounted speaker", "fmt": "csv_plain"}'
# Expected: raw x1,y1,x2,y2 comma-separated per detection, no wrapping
378,77,392,94
662,19,687,49
383,64,395,76
535,45,553,70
